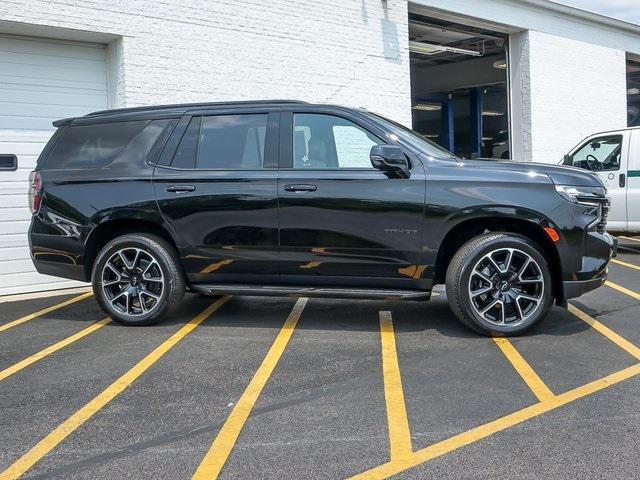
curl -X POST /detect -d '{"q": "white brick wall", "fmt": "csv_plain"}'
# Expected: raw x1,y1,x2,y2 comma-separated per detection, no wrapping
511,30,628,163
0,0,412,125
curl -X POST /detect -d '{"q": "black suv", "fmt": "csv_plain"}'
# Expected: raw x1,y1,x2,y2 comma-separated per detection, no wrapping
28,100,616,335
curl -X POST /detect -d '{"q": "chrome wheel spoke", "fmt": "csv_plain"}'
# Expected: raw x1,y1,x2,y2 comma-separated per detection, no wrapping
140,288,160,301
480,298,500,315
142,277,163,283
138,292,148,313
142,259,158,277
504,249,514,273
514,297,525,321
111,290,130,314
118,251,134,270
471,285,493,298
472,270,493,285
517,258,532,281
498,299,505,324
517,293,542,304
487,256,503,275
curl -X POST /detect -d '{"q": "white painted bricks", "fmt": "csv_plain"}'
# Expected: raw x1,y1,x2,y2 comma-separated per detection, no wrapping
0,0,413,125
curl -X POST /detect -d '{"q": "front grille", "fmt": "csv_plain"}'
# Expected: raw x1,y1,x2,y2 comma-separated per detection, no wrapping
596,199,610,234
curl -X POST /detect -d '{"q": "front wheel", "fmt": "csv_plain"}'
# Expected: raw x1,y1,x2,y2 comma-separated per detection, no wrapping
92,233,185,326
446,233,553,336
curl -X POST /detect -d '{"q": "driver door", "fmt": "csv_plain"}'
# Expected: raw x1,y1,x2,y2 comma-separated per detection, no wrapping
569,133,628,230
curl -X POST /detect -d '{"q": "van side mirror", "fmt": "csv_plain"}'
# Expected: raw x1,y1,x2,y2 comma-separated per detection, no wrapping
0,154,17,171
370,145,410,178
562,154,572,166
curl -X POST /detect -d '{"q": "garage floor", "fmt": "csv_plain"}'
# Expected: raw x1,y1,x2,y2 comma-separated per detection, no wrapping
1,238,639,479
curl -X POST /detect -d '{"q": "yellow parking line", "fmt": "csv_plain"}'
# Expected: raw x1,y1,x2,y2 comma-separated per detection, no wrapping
0,292,93,333
192,297,307,480
379,311,412,461
611,258,640,271
348,303,640,479
568,304,640,360
605,281,640,301
348,362,640,480
492,337,555,402
619,235,640,244
0,318,111,382
0,296,230,480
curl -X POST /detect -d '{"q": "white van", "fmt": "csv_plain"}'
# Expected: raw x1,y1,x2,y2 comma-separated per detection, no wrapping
562,127,640,233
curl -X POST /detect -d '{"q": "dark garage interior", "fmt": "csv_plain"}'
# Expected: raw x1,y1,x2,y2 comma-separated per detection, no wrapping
408,11,510,159
627,55,640,126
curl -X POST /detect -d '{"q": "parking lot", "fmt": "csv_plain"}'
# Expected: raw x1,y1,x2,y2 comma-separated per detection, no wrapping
0,238,638,479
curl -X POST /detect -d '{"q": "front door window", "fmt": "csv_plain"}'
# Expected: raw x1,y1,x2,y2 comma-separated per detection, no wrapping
571,135,622,172
293,114,381,169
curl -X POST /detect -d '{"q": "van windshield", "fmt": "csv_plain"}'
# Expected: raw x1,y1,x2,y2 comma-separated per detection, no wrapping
365,112,458,160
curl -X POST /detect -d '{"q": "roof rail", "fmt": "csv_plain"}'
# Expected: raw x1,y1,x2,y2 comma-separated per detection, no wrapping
85,100,307,117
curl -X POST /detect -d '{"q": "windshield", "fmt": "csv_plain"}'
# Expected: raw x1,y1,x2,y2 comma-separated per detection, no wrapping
365,112,458,160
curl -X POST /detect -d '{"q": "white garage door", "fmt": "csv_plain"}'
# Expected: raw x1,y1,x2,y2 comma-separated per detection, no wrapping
0,35,109,296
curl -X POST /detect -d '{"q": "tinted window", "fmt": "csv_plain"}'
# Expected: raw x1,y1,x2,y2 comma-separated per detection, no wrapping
571,135,622,172
44,121,147,169
293,114,381,169
171,116,201,169
113,119,175,166
197,114,267,169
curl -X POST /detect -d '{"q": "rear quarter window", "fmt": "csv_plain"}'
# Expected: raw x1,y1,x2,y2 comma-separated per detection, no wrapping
40,121,147,169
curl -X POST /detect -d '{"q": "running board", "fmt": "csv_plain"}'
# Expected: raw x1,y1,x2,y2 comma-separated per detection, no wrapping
190,284,430,301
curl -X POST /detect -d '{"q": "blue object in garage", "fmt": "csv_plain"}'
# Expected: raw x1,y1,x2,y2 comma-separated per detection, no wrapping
440,94,455,152
470,87,483,157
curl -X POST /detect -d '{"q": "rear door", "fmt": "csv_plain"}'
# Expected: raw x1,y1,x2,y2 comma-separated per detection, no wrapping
277,107,426,288
153,108,279,284
568,133,628,231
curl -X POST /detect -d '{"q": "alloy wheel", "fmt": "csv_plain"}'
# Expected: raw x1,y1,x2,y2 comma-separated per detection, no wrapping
101,247,164,316
467,247,545,326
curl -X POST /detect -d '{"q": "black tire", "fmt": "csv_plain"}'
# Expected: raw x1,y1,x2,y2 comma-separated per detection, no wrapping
92,233,185,326
445,233,553,336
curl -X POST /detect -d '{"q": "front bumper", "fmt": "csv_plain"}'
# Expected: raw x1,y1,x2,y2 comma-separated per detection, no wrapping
563,275,607,300
561,235,617,300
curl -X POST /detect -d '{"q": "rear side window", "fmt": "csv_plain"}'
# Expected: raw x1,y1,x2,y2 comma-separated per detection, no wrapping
169,114,268,169
42,121,147,169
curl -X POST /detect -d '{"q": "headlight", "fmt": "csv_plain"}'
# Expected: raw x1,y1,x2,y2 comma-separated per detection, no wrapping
554,185,606,206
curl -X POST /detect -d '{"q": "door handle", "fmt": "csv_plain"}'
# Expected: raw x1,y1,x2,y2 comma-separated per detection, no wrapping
166,185,196,193
283,184,317,192
620,174,626,188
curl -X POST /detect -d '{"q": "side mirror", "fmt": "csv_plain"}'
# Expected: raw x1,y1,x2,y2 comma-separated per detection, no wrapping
562,154,572,166
370,145,410,178
0,154,17,171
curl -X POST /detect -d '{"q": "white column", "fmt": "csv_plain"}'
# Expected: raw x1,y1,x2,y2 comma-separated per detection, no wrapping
509,30,627,163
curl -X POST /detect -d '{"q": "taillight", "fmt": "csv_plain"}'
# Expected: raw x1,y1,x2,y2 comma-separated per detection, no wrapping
28,171,42,214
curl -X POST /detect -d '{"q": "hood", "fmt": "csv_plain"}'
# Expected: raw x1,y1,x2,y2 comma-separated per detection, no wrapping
460,159,604,188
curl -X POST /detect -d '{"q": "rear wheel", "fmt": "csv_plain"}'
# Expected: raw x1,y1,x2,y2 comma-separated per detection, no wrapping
92,233,185,326
446,233,553,336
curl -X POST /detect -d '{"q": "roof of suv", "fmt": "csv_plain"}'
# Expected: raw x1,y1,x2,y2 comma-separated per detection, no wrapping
54,100,320,127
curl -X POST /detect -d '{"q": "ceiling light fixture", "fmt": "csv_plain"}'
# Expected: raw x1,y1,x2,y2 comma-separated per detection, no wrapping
628,88,640,95
412,103,442,111
409,41,483,57
482,110,505,117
